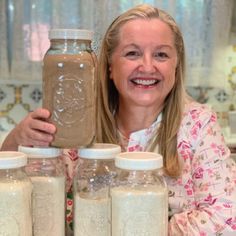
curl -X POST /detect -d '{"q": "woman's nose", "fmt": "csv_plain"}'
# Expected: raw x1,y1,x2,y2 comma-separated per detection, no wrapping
138,54,156,73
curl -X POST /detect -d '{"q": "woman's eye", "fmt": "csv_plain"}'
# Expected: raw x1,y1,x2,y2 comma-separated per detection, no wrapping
154,52,168,60
125,51,140,58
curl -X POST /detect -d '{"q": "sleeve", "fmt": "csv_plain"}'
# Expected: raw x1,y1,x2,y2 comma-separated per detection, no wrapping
168,110,236,235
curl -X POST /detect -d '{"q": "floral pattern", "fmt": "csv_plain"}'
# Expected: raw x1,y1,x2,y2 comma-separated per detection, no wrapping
62,100,236,235
166,101,236,235
61,148,79,234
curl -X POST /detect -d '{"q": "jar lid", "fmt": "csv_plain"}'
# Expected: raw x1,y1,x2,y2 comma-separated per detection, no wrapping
79,143,121,160
0,151,27,169
18,146,61,159
115,152,163,170
49,29,93,40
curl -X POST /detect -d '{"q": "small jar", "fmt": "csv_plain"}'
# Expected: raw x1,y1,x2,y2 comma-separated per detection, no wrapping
0,151,32,236
42,28,97,148
111,152,168,236
73,143,121,236
18,146,66,236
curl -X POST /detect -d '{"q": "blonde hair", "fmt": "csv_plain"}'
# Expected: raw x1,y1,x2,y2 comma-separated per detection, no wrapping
96,4,186,177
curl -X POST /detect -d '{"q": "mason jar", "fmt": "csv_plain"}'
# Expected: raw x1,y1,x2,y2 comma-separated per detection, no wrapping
42,28,97,148
0,151,32,236
73,143,121,236
111,152,168,236
18,146,66,236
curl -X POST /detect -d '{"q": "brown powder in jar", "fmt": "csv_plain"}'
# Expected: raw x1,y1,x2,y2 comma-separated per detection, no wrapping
42,53,95,148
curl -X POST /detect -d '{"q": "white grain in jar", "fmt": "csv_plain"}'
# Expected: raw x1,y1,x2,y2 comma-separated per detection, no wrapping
0,151,32,236
111,152,168,236
19,146,66,236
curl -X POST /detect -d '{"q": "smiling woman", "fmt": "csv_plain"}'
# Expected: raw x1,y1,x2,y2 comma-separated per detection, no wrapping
0,2,236,236
92,5,236,235
109,18,177,113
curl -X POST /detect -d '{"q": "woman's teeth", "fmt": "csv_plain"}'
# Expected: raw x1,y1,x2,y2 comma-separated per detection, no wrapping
132,79,159,86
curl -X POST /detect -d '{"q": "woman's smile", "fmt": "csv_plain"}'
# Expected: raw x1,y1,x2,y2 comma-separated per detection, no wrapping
130,77,161,87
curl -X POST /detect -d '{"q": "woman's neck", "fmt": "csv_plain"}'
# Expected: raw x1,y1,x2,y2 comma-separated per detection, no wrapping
116,103,162,138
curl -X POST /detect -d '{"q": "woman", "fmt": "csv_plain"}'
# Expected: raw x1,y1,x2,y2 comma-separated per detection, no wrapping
1,4,236,235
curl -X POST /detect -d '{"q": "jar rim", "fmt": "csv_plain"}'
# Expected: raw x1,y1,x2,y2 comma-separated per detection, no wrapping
115,152,163,170
49,29,93,40
78,143,121,159
18,146,61,159
0,151,27,169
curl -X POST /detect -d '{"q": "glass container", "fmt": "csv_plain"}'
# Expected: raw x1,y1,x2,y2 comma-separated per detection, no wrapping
73,143,121,236
111,152,168,236
42,28,97,148
19,145,66,236
0,151,32,236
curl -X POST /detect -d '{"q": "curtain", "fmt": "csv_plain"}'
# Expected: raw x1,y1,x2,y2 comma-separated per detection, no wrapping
0,0,234,85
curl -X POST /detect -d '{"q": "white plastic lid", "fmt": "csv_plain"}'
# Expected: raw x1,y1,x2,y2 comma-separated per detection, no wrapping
115,152,163,170
18,146,61,159
0,151,27,169
79,143,121,160
49,29,93,40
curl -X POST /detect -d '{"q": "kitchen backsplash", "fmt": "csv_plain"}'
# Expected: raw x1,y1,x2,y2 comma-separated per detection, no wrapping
0,45,236,134
0,82,42,132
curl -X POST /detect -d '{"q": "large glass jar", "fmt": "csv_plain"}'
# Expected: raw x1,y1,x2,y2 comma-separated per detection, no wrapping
42,28,97,148
0,151,32,236
18,146,66,236
73,143,121,236
111,152,168,236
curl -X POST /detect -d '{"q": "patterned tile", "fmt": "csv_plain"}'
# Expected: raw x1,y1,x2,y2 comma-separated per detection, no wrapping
0,85,15,107
0,83,42,132
30,88,42,103
0,117,15,132
0,88,6,102
215,89,229,103
8,103,29,124
21,84,42,109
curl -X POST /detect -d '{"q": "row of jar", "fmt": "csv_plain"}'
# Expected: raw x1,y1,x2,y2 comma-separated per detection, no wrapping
0,143,168,236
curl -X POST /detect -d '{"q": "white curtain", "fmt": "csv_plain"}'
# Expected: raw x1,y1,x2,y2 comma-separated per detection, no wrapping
0,0,234,85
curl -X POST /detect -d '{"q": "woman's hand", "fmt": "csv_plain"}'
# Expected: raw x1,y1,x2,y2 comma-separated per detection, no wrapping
0,108,56,151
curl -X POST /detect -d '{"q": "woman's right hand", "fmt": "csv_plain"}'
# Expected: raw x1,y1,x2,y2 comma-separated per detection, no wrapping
0,108,56,151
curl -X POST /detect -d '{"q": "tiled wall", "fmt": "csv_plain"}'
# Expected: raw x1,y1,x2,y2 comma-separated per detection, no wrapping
187,45,236,128
0,45,236,135
0,82,42,132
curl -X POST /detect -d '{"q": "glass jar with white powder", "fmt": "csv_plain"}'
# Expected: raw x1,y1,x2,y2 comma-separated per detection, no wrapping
111,152,168,236
74,143,121,236
18,146,66,236
0,151,33,236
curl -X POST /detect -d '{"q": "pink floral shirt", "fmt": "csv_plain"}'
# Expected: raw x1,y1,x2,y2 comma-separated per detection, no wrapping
63,100,236,235
167,101,236,235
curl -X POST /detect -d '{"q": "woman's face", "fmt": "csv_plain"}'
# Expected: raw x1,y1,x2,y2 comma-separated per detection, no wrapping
110,18,178,109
